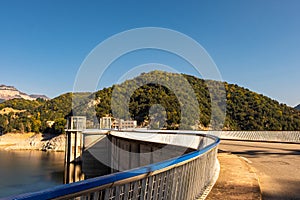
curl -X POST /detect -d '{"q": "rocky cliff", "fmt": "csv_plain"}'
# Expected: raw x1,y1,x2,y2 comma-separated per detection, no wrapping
0,84,49,102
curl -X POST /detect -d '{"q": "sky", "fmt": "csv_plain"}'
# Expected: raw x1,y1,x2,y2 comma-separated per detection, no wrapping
0,0,300,106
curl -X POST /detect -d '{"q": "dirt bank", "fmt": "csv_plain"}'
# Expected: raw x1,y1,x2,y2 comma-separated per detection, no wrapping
0,132,65,151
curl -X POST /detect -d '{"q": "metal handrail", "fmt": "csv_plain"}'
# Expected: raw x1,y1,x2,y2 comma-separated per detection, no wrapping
4,131,220,200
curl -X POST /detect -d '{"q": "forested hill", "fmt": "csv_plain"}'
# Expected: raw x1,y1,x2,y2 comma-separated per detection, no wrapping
1,71,300,133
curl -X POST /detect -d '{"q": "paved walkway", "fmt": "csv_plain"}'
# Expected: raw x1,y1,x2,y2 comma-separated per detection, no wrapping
206,153,261,200
218,140,300,200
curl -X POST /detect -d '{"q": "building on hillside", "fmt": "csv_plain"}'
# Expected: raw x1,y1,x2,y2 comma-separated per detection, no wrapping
99,116,137,130
112,119,137,130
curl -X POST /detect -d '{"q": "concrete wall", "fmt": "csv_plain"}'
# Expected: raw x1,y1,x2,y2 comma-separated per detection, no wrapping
80,131,196,178
110,135,194,172
110,131,202,149
81,133,111,179
207,131,300,143
65,131,83,163
128,130,300,143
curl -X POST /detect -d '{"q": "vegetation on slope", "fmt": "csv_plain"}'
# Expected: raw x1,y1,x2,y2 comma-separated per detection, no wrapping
0,71,300,133
93,71,300,130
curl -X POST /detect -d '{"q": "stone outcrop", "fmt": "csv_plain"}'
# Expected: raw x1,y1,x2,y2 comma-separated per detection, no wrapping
41,134,65,151
0,84,49,101
0,133,65,151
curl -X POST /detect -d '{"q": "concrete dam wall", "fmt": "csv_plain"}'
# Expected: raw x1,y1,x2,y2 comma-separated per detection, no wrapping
81,131,196,179
11,130,220,200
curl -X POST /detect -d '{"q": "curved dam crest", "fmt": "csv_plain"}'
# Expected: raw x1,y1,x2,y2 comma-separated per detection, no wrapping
6,130,220,200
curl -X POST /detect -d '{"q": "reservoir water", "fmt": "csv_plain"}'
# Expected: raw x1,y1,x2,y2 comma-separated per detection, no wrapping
0,150,65,198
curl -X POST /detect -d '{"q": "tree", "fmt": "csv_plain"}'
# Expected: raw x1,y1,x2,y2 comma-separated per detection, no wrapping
52,118,67,134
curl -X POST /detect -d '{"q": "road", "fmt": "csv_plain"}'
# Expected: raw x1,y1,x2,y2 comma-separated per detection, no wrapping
218,140,300,200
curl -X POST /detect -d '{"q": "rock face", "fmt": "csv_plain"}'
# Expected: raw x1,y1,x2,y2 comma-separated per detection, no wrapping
0,84,49,101
0,85,34,100
1,133,65,151
42,134,65,151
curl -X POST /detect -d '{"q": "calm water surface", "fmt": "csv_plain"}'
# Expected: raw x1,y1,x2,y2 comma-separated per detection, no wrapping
0,150,65,198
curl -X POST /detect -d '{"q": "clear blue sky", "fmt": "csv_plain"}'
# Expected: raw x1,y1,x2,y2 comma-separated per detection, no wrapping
0,0,299,106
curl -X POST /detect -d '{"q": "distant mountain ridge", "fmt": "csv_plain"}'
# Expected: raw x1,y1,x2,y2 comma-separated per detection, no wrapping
0,84,49,102
29,94,50,100
294,104,300,111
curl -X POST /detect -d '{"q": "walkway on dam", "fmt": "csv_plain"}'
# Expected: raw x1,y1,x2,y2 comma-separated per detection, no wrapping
206,153,261,200
209,140,300,200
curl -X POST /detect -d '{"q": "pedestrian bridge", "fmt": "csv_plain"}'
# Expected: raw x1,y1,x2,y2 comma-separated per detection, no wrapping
7,130,220,200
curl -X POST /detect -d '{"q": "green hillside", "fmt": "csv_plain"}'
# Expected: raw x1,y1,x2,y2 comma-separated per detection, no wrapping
93,71,300,130
1,71,300,134
0,93,91,134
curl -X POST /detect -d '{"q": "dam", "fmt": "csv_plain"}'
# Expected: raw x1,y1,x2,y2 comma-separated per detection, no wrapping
7,124,220,199
4,116,300,199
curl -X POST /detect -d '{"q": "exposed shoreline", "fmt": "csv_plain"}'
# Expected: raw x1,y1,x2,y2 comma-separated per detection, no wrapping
0,132,65,151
